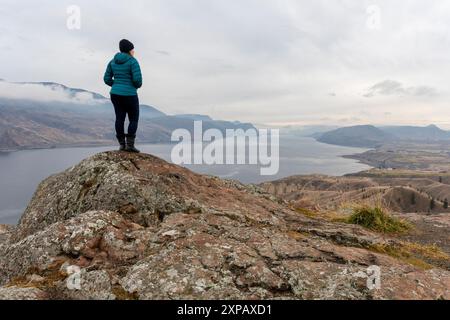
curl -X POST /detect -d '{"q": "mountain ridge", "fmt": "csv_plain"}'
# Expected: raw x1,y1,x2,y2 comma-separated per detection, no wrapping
317,125,395,148
18,81,108,101
316,124,450,148
0,81,255,151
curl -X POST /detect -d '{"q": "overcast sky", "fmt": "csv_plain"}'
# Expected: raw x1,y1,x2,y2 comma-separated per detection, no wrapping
2,0,450,127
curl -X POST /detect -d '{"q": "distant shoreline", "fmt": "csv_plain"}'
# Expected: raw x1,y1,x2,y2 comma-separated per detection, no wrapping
0,142,115,153
310,137,375,171
342,153,377,168
0,140,178,154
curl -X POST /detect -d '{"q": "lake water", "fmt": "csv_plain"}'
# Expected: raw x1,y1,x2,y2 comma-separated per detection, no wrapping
0,136,371,224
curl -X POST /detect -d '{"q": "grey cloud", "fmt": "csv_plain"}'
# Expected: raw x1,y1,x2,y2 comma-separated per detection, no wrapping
1,1,450,126
0,81,102,105
364,80,438,98
338,117,363,123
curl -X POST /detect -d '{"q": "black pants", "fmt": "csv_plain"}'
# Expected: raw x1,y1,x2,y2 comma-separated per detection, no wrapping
111,94,139,137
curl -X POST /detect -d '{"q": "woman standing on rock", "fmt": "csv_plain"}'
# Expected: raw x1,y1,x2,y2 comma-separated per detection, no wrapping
104,39,143,153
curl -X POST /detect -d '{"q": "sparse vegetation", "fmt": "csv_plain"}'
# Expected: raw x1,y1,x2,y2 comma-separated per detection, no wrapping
404,242,450,262
370,242,450,270
287,230,307,240
410,192,416,205
111,285,139,300
294,207,318,218
430,198,436,211
370,243,432,270
346,205,411,234
6,266,67,291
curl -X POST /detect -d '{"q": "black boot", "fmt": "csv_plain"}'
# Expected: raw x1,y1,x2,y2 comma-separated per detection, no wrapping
125,134,140,153
117,135,126,151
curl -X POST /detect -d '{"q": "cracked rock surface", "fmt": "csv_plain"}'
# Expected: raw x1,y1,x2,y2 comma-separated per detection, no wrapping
0,151,448,299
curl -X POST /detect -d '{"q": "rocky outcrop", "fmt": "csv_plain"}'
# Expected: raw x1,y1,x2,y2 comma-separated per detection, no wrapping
0,152,449,300
0,286,46,300
0,224,12,250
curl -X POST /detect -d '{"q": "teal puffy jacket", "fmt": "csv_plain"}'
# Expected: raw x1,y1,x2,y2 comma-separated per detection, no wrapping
104,52,143,96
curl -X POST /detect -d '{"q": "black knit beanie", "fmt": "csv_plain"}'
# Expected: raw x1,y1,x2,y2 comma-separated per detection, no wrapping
119,39,134,53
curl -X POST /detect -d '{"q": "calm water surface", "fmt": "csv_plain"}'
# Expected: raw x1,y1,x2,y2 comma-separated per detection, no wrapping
0,136,371,224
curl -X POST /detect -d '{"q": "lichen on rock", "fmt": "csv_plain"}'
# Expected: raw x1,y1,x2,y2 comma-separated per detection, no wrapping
0,151,448,300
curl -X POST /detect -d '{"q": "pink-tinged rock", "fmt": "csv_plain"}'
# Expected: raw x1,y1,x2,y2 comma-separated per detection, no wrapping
1,152,448,300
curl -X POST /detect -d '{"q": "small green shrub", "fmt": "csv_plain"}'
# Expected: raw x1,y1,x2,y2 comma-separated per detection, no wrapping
346,205,411,234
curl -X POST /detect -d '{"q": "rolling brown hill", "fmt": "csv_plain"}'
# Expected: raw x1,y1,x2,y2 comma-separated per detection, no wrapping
260,171,450,263
260,172,450,214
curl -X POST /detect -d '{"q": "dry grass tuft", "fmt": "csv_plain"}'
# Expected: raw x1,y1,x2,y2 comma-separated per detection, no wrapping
346,205,411,234
370,242,450,270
